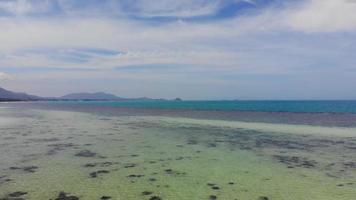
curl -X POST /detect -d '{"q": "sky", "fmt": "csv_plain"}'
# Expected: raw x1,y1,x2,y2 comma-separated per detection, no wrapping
0,0,355,100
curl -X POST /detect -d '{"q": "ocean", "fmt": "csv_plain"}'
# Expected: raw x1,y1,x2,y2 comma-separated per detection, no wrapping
50,100,356,113
0,101,356,200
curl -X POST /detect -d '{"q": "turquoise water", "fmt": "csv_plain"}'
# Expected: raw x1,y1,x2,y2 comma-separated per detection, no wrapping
50,100,356,113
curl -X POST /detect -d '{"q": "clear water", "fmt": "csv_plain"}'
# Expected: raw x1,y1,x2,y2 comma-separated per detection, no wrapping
49,100,356,114
0,103,356,200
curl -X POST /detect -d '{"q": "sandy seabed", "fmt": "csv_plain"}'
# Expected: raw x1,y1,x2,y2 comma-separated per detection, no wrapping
0,105,356,200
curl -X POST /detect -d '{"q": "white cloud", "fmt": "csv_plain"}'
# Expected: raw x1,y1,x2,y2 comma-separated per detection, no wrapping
130,0,221,18
286,0,356,32
0,0,33,15
0,72,12,80
0,0,57,15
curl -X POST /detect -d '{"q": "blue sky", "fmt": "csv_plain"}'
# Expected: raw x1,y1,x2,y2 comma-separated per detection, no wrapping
0,0,356,99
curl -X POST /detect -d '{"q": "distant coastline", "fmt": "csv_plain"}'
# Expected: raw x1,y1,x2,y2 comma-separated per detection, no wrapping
0,87,180,102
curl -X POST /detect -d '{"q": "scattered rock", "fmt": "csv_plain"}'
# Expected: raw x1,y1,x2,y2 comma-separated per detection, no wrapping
211,186,220,190
89,170,109,178
141,191,153,196
273,155,317,169
8,191,27,198
164,169,185,176
207,143,217,148
149,196,162,200
84,162,118,168
209,195,217,200
124,164,136,168
127,174,144,178
187,139,197,145
9,166,38,173
75,150,97,157
54,192,79,200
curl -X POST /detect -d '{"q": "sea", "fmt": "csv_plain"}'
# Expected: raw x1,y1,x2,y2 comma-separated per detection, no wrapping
0,100,356,200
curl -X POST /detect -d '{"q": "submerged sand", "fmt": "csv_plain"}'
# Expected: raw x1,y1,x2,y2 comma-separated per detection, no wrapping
0,106,355,200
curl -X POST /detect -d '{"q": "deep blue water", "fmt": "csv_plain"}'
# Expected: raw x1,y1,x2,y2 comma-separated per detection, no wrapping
49,100,356,114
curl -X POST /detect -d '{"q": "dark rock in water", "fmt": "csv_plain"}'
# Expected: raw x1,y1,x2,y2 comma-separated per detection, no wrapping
124,163,136,168
228,182,234,185
207,143,217,148
148,178,157,182
273,155,317,169
75,150,97,157
127,174,144,178
149,196,162,200
141,191,153,196
47,143,77,155
84,162,118,168
9,167,20,170
100,196,111,200
29,137,60,143
163,169,186,176
9,166,38,173
8,191,27,197
187,139,198,145
0,175,12,186
89,170,109,178
258,196,269,200
211,186,220,190
84,163,97,168
23,166,39,173
343,162,356,168
209,195,218,200
175,156,184,160
54,192,79,200
0,191,28,199
89,172,98,178
0,197,25,200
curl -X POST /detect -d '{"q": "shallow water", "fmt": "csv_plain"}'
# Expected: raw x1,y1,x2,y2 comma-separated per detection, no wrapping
0,105,356,200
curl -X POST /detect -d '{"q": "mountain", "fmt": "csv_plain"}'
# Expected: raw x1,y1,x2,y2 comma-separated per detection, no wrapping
0,87,41,101
61,92,124,100
0,87,167,101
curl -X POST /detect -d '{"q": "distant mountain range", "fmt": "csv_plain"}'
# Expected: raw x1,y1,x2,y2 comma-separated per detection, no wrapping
0,87,172,101
61,92,124,100
0,87,42,101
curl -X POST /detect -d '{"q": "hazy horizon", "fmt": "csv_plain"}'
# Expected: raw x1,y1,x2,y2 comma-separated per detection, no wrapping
3,86,356,101
1,0,356,100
